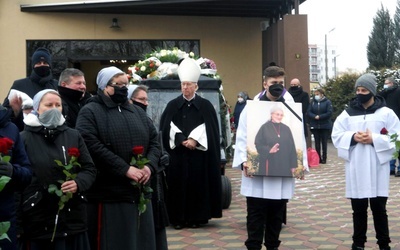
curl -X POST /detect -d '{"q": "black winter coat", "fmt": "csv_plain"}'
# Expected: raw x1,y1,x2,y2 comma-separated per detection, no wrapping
2,71,58,131
20,121,96,240
307,97,333,130
58,86,91,128
379,86,400,119
75,90,160,203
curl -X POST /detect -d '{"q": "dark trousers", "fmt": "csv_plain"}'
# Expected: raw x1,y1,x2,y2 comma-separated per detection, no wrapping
245,197,287,250
351,197,391,248
312,129,330,161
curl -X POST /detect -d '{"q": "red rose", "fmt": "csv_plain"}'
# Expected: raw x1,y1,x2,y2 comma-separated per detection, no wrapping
380,127,388,135
68,147,80,158
0,137,14,155
132,146,144,155
149,63,154,68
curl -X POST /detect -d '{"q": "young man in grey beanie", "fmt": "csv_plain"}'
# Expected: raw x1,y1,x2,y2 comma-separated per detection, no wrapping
2,47,58,131
331,73,400,250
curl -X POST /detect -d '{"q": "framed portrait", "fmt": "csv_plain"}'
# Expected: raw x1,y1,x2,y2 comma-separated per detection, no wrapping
246,101,304,177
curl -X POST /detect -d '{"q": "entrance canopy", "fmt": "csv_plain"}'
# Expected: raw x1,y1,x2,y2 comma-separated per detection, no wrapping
21,0,307,20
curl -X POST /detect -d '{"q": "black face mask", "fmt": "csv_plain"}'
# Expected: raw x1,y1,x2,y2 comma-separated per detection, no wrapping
33,66,51,77
269,84,284,97
132,100,147,112
289,86,300,91
109,86,128,104
356,93,374,104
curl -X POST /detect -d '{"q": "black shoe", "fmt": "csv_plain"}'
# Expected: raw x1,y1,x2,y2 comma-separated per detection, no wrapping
351,244,364,250
390,170,395,175
173,224,184,230
320,160,326,164
379,247,391,250
395,172,400,177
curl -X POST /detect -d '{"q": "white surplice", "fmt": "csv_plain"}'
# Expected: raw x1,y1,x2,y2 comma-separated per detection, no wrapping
332,106,400,198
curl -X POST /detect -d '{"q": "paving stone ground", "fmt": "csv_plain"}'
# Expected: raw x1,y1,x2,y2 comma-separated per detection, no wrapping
166,142,400,250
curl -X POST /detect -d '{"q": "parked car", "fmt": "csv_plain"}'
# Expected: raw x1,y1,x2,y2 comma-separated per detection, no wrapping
143,75,232,209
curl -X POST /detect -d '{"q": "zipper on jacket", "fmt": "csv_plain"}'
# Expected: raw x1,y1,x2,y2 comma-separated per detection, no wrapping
22,191,39,206
62,146,67,165
118,105,121,112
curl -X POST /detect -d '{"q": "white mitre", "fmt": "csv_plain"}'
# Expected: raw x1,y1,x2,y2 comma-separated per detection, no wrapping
178,58,201,83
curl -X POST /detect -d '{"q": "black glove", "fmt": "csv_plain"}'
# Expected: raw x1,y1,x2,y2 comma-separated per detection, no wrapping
0,161,13,177
159,152,169,167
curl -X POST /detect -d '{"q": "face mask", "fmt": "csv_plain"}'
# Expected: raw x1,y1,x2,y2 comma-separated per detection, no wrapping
237,97,244,103
314,95,321,101
383,85,389,89
289,86,300,91
356,92,374,104
38,108,62,129
132,100,147,112
33,66,51,77
109,86,128,104
268,84,284,97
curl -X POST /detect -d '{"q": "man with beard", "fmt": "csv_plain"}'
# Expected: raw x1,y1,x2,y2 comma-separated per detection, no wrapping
3,47,58,131
58,68,92,128
288,78,309,139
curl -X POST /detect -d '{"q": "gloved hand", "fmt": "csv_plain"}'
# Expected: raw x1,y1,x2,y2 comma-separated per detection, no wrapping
0,161,13,177
159,152,170,167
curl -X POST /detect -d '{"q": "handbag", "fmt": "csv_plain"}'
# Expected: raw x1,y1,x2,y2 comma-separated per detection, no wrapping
307,147,320,168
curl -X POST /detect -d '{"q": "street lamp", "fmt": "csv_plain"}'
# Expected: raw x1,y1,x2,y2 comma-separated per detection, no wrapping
324,28,335,83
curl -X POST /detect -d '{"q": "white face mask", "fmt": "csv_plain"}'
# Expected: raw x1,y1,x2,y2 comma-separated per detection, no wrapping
384,85,389,89
38,108,62,129
238,97,244,103
314,95,321,101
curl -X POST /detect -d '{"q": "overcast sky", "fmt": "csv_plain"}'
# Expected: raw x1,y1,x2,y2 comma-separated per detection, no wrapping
299,0,398,73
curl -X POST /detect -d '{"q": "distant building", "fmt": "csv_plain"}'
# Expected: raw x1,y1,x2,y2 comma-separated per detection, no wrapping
308,44,338,85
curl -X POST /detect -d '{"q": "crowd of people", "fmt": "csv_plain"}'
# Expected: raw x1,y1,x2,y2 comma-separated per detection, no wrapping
0,47,398,250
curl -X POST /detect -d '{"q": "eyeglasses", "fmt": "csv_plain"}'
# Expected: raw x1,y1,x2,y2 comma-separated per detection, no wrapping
108,82,128,87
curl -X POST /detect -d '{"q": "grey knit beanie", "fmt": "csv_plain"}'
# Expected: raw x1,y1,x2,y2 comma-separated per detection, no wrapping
96,66,124,90
355,73,377,96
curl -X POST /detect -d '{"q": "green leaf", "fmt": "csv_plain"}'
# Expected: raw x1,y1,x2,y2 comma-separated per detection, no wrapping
70,174,77,180
0,176,11,192
63,170,72,178
55,189,63,197
64,164,73,171
72,161,81,167
48,184,58,194
144,186,153,193
54,159,64,167
2,155,11,163
0,221,11,241
130,158,137,166
60,194,70,203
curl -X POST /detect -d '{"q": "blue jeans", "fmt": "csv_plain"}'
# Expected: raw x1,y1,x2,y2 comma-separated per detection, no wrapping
390,159,398,172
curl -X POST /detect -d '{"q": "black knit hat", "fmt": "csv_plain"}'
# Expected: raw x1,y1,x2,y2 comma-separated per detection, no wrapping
31,47,52,67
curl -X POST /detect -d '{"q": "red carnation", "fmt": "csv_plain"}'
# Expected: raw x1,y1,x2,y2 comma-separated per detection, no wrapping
380,127,388,135
68,147,80,158
132,146,144,155
0,137,14,155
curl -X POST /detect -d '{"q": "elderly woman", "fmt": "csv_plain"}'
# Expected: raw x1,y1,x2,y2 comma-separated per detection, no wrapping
20,89,96,250
254,105,297,177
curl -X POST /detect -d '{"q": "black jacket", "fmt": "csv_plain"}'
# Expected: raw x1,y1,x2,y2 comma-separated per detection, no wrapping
20,120,96,240
379,86,400,119
3,71,58,131
58,86,91,128
75,90,160,203
307,97,333,130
